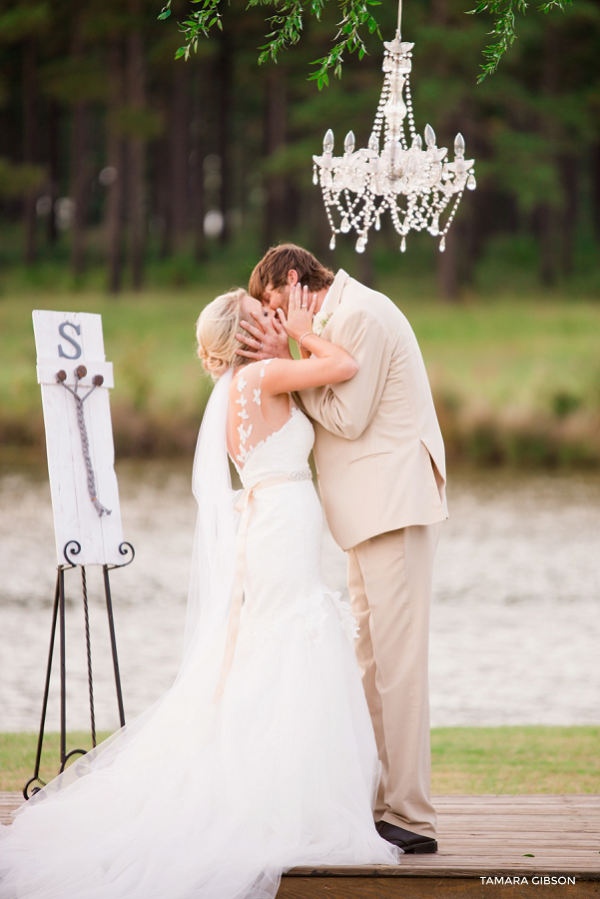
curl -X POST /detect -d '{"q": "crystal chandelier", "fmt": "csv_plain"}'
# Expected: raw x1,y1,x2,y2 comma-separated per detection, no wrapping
312,1,476,254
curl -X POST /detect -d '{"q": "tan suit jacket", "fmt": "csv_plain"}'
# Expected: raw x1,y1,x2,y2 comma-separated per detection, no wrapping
299,269,448,551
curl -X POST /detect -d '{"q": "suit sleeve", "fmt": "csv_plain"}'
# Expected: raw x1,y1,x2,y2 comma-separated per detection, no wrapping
299,309,392,440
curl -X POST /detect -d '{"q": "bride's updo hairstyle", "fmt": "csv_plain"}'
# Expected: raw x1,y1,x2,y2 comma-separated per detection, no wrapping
196,288,252,379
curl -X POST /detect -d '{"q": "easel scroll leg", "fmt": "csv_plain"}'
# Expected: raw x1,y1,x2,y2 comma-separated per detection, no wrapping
103,565,126,728
23,572,60,799
81,565,97,748
57,567,87,774
59,565,67,770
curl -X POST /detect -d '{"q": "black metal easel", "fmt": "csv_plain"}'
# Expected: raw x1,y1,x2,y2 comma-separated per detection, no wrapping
23,539,135,799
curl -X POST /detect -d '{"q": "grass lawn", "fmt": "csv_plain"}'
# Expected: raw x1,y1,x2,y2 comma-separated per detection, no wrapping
430,726,600,794
1,727,598,794
0,731,113,793
1,288,600,462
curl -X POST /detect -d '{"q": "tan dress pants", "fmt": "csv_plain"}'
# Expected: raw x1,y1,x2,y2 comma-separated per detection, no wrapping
347,523,441,839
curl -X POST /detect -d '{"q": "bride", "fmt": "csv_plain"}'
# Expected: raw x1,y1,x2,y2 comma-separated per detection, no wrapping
0,285,399,899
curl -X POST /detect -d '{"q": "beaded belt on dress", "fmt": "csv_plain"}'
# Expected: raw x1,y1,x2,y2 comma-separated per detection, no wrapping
213,468,312,702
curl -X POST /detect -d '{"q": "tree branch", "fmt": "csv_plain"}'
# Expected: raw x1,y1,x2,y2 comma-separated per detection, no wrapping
159,0,572,83
468,0,572,82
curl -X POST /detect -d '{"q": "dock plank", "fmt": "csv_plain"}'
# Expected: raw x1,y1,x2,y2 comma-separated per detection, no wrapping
278,877,600,898
282,794,600,891
2,792,599,893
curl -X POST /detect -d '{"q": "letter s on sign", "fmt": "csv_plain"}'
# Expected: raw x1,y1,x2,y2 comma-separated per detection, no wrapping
58,322,82,360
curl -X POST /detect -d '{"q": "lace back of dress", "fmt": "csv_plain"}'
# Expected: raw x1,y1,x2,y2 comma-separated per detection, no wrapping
228,360,288,469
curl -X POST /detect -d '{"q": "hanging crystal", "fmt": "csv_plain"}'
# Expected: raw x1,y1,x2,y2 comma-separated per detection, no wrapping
439,235,446,252
400,235,406,252
329,234,336,250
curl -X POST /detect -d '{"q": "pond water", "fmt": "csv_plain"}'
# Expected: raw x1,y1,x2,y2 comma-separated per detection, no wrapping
1,461,598,732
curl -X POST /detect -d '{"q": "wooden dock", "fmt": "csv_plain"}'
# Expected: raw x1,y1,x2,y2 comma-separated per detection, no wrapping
2,793,599,896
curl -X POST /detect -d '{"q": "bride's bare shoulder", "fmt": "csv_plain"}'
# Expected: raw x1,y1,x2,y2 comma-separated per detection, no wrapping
229,360,277,402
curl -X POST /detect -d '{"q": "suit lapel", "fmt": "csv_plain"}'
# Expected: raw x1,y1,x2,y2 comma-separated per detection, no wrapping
324,269,350,318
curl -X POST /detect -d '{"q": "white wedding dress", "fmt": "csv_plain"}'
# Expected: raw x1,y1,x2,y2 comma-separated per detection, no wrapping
0,362,399,899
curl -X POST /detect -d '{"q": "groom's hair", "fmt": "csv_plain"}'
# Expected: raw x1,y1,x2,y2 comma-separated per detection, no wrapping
249,244,334,300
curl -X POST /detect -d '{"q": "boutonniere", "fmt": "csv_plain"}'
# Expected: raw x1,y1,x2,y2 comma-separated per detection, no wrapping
312,309,332,336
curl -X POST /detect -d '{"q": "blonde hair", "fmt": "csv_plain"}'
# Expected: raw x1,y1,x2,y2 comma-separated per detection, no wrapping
196,288,251,379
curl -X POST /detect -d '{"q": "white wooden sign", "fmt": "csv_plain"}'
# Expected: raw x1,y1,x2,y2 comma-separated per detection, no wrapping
33,310,125,567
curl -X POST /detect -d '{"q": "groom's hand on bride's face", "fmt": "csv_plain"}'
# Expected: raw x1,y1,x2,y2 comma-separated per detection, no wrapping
236,308,292,361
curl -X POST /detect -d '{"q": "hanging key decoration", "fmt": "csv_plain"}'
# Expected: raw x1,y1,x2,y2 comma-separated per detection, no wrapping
55,365,112,518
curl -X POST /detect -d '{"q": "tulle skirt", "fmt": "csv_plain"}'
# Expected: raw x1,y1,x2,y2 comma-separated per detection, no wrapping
0,482,399,898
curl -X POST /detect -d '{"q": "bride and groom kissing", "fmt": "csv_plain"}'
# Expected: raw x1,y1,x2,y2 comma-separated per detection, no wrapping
0,243,448,899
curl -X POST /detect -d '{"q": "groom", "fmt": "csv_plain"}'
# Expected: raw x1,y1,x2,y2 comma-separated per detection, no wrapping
239,244,448,854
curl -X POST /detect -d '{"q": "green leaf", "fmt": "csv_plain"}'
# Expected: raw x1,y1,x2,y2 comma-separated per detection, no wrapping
161,0,388,82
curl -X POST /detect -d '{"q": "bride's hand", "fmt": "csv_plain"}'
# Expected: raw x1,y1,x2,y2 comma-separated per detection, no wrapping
236,307,292,361
277,285,317,342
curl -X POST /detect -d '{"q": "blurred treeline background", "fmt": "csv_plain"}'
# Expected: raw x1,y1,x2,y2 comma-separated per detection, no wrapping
1,0,600,465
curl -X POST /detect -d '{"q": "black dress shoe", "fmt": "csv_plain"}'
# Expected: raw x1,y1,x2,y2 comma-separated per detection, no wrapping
376,821,438,854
